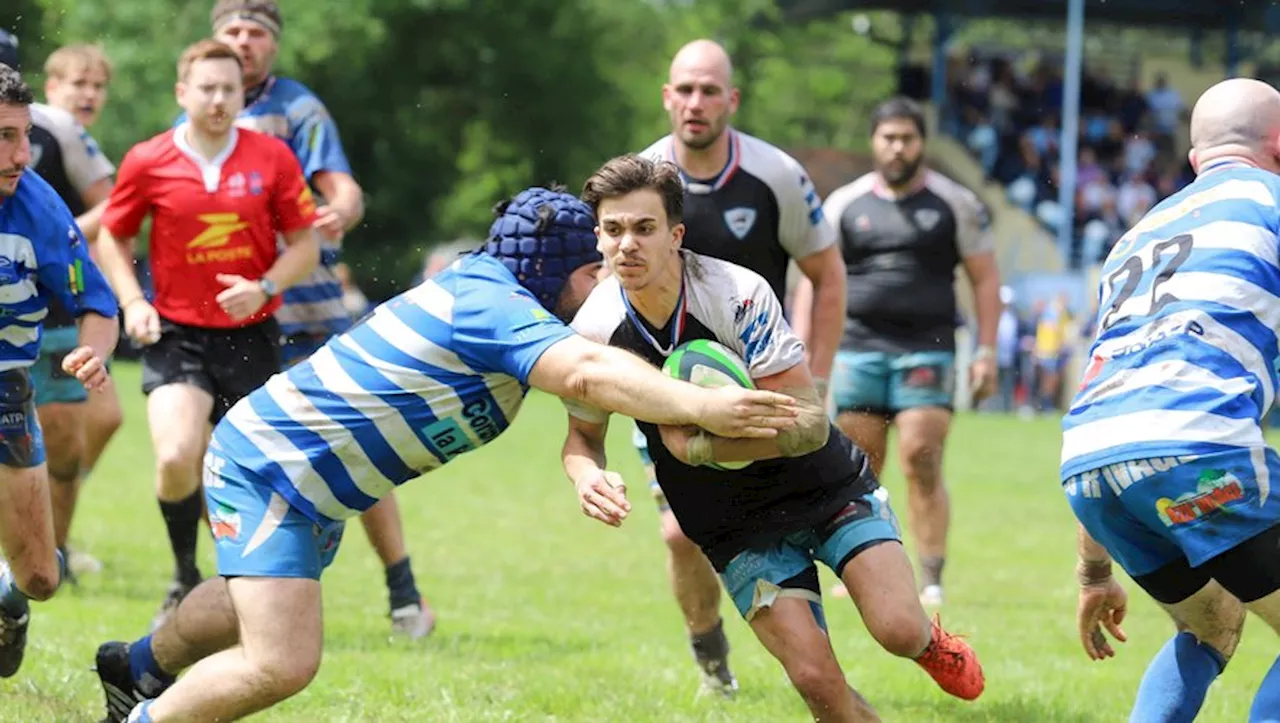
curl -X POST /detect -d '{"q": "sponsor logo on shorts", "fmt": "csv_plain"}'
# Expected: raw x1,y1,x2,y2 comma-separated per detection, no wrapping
1156,469,1246,527
210,503,243,542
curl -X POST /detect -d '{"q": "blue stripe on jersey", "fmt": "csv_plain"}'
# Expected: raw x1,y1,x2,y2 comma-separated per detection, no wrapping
320,247,341,267
1101,197,1273,275
283,281,344,306
1098,248,1280,316
284,361,418,484
246,387,379,512
213,421,325,523
384,292,507,385
1072,373,1260,424
345,321,512,433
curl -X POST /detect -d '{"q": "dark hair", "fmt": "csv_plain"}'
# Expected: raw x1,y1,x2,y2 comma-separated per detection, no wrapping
0,63,33,107
581,154,684,225
177,39,243,81
870,96,927,138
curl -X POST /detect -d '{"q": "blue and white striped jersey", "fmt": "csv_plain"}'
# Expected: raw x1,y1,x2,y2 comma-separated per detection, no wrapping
209,253,575,523
1061,161,1280,479
0,170,117,371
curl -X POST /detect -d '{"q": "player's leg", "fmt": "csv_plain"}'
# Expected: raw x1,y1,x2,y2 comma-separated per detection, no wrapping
828,351,891,600
131,576,324,722
357,494,435,639
720,538,877,719
0,369,59,677
821,486,983,701
888,351,956,606
641,423,735,696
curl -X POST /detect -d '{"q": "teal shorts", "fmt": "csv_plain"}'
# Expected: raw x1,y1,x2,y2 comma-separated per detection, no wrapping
831,350,956,416
32,326,87,407
719,486,901,622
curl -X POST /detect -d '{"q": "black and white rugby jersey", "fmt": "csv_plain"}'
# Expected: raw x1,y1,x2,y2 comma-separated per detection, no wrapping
565,250,873,569
824,170,992,353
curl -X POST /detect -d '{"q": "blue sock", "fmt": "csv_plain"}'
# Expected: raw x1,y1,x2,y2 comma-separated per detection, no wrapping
129,634,175,696
1251,654,1280,722
126,699,154,723
0,550,63,618
1129,632,1225,723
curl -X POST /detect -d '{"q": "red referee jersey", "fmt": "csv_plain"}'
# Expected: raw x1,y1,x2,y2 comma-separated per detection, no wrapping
101,125,317,328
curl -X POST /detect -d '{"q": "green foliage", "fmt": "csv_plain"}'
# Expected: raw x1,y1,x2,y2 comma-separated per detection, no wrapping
10,0,897,299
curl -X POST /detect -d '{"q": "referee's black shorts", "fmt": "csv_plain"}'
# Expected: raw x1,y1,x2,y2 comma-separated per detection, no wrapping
141,317,281,423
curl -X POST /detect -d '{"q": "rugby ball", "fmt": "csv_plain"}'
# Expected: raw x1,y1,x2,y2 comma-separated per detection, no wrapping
662,339,753,470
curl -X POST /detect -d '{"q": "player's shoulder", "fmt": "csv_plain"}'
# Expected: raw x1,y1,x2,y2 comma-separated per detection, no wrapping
237,128,301,165
7,172,72,242
273,76,332,124
126,129,180,163
570,275,626,339
826,172,879,208
922,169,983,213
636,135,673,162
685,249,770,297
28,103,78,137
735,130,807,184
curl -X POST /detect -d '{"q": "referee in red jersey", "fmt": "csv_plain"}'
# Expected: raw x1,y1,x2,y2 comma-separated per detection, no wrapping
92,39,318,626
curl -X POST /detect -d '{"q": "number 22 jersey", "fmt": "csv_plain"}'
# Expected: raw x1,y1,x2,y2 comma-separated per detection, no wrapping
1061,161,1280,479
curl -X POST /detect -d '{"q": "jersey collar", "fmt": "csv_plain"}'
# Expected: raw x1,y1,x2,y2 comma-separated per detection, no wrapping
1197,156,1257,177
872,169,929,201
244,75,276,108
669,129,741,194
174,122,240,193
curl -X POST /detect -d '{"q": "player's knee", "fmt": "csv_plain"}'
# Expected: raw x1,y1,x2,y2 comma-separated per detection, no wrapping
899,440,943,486
89,394,124,441
15,565,60,601
784,657,847,706
153,436,203,479
256,652,321,700
1186,595,1247,660
868,610,931,659
659,512,696,553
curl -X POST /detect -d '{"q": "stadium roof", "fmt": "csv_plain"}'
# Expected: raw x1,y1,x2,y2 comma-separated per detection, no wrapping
777,0,1280,32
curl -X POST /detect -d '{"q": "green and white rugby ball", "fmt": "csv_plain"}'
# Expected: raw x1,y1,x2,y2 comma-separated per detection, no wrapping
662,339,753,470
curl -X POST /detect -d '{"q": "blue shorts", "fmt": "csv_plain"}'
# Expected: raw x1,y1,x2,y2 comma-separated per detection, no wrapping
32,326,87,406
203,450,345,580
1066,448,1280,578
0,369,44,469
831,350,955,416
719,486,901,621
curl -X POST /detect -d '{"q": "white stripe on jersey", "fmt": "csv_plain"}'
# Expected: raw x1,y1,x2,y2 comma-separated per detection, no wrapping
362,304,472,375
402,280,455,323
1123,178,1275,239
225,392,350,520
1180,220,1280,268
1073,357,1257,410
1063,409,1265,464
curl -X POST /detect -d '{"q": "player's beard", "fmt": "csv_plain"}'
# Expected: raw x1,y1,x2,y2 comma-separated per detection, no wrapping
878,154,923,188
0,167,22,197
677,117,726,151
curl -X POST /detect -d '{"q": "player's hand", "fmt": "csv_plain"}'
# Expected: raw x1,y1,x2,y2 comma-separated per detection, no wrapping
1078,576,1129,660
215,274,269,321
969,357,998,403
574,469,630,527
123,299,161,346
61,345,110,391
313,204,347,242
695,386,798,439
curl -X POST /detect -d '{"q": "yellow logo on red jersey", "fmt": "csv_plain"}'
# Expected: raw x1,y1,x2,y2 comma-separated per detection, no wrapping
187,212,254,264
298,184,316,217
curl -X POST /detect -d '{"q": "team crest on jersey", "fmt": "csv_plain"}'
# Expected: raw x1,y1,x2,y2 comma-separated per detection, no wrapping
913,208,942,231
724,207,757,240
855,214,872,232
226,172,247,197
249,171,265,196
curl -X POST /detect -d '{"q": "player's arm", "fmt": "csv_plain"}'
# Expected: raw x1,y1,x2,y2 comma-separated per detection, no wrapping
58,119,116,241
793,245,845,388
528,335,796,438
560,413,631,527
290,93,363,234
312,171,364,235
265,226,321,291
35,218,119,389
658,361,829,467
96,147,160,343
1076,522,1129,660
75,183,113,242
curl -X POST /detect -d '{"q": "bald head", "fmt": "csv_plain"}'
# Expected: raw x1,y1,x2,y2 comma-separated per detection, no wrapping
1190,78,1280,170
669,39,733,87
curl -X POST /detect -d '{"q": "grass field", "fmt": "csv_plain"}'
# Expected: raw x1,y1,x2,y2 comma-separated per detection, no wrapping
1,361,1274,721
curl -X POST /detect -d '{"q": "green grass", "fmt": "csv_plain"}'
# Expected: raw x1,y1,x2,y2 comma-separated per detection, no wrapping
1,361,1273,721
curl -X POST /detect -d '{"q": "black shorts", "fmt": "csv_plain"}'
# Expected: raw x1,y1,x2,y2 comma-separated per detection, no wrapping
1134,522,1280,605
141,318,281,423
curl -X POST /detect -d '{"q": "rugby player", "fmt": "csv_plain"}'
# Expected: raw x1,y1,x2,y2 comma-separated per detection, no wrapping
1066,77,1280,722
27,44,120,581
90,39,320,629
210,0,434,637
563,155,982,721
633,38,847,695
0,62,117,678
90,187,799,722
801,97,1001,606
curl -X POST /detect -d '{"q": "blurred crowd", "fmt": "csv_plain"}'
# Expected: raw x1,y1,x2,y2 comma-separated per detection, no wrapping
944,52,1195,268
